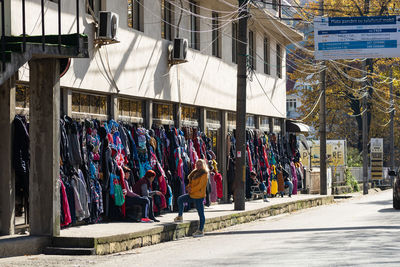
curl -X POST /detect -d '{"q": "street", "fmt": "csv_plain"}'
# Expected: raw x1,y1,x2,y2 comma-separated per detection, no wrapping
1,190,399,266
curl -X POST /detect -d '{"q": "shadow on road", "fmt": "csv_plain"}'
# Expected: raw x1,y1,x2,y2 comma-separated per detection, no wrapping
206,225,400,236
358,200,392,205
378,208,400,213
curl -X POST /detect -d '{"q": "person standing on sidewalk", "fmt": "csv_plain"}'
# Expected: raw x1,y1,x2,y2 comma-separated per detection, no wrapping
174,159,209,237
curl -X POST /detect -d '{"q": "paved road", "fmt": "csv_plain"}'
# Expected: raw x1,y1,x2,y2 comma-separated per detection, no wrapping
1,190,399,267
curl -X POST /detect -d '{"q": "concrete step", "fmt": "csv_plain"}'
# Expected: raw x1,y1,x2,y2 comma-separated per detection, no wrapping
43,246,96,255
52,236,96,248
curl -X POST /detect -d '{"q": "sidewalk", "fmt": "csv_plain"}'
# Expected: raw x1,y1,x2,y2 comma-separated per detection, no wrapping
45,194,334,255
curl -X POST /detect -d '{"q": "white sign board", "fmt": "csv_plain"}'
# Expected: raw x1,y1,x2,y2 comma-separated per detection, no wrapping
314,16,400,60
370,138,383,180
371,138,383,153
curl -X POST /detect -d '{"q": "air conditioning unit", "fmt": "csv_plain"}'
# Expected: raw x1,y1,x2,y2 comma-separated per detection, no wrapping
172,38,188,62
98,11,119,40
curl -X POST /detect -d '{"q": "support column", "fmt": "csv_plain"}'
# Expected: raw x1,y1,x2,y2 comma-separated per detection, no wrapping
254,115,260,130
269,117,274,133
220,111,229,203
62,88,72,117
29,59,60,236
110,95,118,120
199,108,206,132
0,75,16,235
145,99,153,129
174,103,182,129
282,118,286,135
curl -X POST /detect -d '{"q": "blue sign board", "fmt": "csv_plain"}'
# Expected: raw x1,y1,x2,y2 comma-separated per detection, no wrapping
314,16,400,60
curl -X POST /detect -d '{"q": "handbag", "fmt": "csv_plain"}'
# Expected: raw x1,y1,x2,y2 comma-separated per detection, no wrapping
114,183,125,207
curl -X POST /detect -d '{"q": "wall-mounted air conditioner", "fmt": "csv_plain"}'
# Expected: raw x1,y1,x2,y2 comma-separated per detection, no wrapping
172,38,188,63
98,11,119,40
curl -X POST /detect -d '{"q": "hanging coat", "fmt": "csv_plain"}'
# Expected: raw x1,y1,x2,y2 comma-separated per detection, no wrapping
214,172,223,199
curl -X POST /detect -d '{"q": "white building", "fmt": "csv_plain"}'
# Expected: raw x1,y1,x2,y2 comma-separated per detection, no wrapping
0,0,302,241
8,0,302,123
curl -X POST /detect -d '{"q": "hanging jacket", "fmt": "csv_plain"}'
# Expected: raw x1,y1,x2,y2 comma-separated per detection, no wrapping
60,178,72,227
209,172,218,203
214,172,223,199
64,116,83,166
13,115,30,196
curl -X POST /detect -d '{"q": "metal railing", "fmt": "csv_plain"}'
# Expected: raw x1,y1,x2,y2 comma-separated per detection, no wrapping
0,0,81,71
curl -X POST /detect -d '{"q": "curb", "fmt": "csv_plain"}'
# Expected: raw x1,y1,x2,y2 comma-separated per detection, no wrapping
50,196,334,255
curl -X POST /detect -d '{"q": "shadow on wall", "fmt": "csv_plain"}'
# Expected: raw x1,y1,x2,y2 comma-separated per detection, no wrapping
106,34,140,94
71,17,95,88
152,40,171,100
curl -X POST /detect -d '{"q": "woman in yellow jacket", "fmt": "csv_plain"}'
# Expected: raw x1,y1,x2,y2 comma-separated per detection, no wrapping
174,159,209,237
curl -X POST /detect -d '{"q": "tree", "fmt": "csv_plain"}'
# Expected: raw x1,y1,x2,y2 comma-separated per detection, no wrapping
288,0,400,166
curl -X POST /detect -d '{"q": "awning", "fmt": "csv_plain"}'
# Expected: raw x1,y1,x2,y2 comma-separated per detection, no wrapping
286,120,311,133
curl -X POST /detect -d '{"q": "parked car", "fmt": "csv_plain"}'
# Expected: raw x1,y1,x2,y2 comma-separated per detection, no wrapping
388,170,400,209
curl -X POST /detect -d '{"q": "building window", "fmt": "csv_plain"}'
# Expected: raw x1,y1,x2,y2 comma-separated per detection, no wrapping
246,115,255,128
161,0,174,41
264,37,270,75
232,22,238,64
272,0,278,11
119,98,143,119
72,92,108,115
249,30,256,70
16,84,30,109
227,112,236,126
276,43,282,78
153,103,174,121
206,128,218,156
182,105,199,126
87,0,101,17
206,110,221,125
189,1,200,50
212,12,221,58
260,116,270,132
273,118,282,133
287,99,297,111
128,0,144,32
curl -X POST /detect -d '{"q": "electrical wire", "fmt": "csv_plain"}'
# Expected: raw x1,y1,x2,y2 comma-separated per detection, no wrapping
137,0,244,33
347,108,367,117
252,70,287,117
292,89,324,122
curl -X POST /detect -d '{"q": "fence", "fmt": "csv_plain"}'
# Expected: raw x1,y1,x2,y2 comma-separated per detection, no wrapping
332,166,393,184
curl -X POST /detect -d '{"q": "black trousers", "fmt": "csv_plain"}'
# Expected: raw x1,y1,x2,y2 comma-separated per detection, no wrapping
125,196,155,220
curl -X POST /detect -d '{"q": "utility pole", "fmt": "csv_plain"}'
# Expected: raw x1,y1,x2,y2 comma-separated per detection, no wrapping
362,60,369,194
319,0,327,195
362,0,370,195
390,67,395,182
234,0,248,210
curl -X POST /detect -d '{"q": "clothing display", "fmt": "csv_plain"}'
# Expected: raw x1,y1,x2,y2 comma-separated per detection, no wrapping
226,130,304,199
47,116,222,227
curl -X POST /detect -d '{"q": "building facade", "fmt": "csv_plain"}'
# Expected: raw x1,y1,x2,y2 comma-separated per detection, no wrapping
1,0,302,239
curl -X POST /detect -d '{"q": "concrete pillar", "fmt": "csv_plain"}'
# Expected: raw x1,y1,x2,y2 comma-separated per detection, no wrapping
0,75,16,235
199,108,206,132
220,111,229,203
62,88,72,117
174,103,182,129
282,118,286,135
29,59,60,236
110,95,118,120
254,115,260,130
269,117,274,133
145,99,153,129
